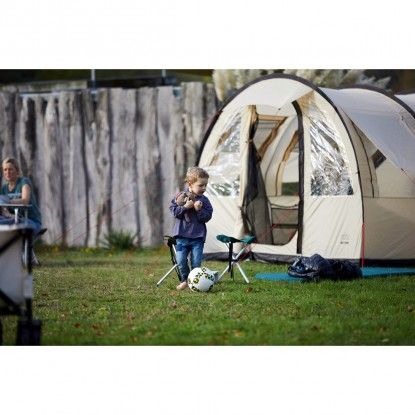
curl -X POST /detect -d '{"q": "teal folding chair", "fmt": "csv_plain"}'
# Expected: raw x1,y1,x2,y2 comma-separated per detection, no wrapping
216,234,256,283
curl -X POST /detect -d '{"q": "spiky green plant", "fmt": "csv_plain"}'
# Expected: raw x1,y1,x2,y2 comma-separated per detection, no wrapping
101,230,137,250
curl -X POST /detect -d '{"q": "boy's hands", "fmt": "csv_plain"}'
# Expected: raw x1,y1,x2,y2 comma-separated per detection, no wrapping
182,199,202,210
184,200,194,209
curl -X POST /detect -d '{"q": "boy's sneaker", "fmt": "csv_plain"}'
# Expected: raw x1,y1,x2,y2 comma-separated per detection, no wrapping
176,281,188,290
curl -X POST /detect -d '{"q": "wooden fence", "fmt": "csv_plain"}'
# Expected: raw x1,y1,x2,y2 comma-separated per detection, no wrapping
0,83,218,246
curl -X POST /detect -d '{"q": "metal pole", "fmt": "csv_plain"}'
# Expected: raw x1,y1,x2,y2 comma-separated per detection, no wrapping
91,69,96,90
161,69,167,85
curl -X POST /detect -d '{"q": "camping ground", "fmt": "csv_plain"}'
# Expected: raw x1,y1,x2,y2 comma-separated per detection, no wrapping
1,246,414,346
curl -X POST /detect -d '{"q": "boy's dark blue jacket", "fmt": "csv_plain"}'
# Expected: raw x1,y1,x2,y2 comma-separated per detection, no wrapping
169,191,213,241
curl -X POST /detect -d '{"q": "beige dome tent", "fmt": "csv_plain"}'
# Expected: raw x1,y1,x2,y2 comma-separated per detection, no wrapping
395,92,415,112
198,74,415,264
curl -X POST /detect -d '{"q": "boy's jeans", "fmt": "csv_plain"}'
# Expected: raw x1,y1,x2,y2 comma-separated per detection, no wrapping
175,237,204,282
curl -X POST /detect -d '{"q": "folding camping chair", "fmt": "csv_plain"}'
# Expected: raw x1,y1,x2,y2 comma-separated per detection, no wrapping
157,236,182,287
216,234,256,284
0,201,46,266
25,227,47,267
0,224,42,345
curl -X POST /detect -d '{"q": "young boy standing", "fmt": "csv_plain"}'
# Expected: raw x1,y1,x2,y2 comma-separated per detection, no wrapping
169,167,213,290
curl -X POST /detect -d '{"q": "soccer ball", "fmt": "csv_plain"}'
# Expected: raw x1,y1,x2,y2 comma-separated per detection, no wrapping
187,267,216,292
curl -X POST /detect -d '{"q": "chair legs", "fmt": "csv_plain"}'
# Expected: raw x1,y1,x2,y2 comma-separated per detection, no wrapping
31,228,47,266
217,242,250,284
32,250,40,266
235,262,250,283
157,264,180,287
22,243,40,267
157,236,183,287
16,318,42,345
22,228,46,267
217,261,250,283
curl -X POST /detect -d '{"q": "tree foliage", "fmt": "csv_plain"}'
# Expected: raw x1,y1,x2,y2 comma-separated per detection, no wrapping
212,69,392,102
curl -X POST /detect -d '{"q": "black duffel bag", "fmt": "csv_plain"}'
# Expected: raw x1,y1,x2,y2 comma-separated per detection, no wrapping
288,254,362,282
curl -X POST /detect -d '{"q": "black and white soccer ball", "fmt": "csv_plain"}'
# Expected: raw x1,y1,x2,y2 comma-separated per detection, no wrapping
187,267,216,292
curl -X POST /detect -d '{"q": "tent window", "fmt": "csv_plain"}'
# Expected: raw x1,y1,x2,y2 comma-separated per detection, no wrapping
278,133,299,196
205,110,241,197
360,133,414,198
255,117,286,160
372,150,386,169
309,116,353,196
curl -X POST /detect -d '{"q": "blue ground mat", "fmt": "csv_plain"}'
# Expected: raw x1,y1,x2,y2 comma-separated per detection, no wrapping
255,267,415,282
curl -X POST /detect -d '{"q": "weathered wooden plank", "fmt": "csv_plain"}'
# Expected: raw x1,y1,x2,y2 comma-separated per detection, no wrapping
157,86,185,236
41,96,64,243
62,92,88,246
16,96,37,190
32,96,47,237
90,89,112,245
182,83,205,168
109,89,139,240
181,83,218,170
0,92,17,162
13,94,23,162
136,87,163,247
203,83,218,133
81,90,98,246
57,92,71,246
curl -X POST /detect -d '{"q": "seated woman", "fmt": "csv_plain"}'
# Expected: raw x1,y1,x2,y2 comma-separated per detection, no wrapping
0,157,42,234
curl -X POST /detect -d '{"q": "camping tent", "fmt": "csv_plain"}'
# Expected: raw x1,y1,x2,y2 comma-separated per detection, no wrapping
395,92,415,112
197,74,415,264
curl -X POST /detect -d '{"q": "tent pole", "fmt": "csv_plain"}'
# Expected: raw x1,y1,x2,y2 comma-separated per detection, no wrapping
361,223,365,269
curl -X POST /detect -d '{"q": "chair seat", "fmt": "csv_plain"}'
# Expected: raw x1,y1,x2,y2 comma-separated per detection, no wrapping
215,234,254,284
240,235,256,244
216,234,256,244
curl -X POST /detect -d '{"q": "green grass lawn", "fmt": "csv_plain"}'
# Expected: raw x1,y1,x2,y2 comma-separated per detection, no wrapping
1,246,414,345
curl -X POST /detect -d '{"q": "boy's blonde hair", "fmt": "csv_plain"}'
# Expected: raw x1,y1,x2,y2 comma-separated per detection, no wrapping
185,166,209,185
2,157,21,175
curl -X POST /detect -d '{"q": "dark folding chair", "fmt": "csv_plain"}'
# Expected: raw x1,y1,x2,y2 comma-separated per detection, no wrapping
31,227,47,266
0,224,42,345
156,236,182,287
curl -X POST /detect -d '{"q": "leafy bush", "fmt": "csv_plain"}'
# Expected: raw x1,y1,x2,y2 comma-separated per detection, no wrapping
101,230,137,250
